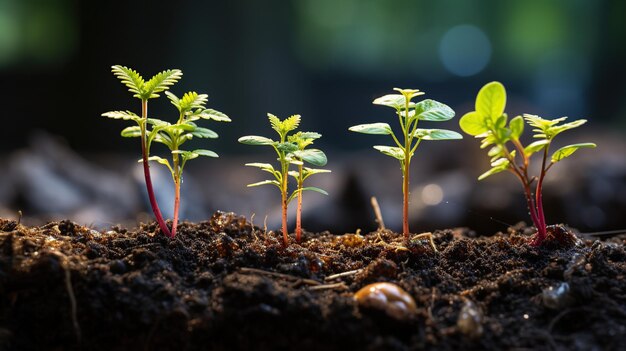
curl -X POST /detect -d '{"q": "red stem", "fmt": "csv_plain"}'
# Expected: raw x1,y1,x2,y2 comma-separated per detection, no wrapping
141,100,172,238
531,149,550,246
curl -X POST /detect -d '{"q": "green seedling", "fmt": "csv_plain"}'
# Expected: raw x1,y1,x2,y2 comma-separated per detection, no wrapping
287,132,330,242
239,114,329,245
103,65,182,237
349,88,461,239
103,66,230,237
459,81,596,246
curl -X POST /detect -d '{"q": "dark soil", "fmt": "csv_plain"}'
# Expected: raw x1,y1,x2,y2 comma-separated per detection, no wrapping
1,213,625,350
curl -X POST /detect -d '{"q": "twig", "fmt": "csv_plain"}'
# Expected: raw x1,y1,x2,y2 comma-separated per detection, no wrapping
239,267,320,286
308,282,348,291
371,196,385,230
324,269,363,282
411,232,438,252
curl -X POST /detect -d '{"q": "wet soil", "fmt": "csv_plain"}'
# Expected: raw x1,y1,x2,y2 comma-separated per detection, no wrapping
1,213,625,350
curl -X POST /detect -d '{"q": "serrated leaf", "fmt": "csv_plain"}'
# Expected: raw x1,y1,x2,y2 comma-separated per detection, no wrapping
199,109,231,122
299,132,322,140
476,81,506,120
459,112,488,136
373,145,405,160
551,143,596,163
293,149,327,166
414,99,455,121
545,119,587,138
238,135,275,145
121,126,141,138
247,180,280,188
144,69,183,99
191,127,218,138
348,123,393,135
102,110,142,122
413,129,463,140
111,65,144,97
146,118,170,127
524,139,550,156
509,116,524,139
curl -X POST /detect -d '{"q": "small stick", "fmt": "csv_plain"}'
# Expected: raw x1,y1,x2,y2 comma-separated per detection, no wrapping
324,269,363,282
239,267,320,286
411,232,438,252
371,196,385,230
308,282,348,291
17,210,23,225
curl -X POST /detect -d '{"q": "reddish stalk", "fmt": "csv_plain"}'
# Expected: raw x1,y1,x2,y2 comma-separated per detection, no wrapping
295,164,304,242
171,178,180,237
530,148,550,246
281,174,289,246
140,100,172,237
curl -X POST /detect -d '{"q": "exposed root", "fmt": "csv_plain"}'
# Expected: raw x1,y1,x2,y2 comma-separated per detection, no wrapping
324,269,363,282
308,282,348,291
57,253,81,343
239,267,320,286
411,232,438,252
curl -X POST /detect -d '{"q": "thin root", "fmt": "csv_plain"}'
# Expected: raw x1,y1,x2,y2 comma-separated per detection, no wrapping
324,269,363,282
308,282,348,291
370,196,385,230
411,232,438,252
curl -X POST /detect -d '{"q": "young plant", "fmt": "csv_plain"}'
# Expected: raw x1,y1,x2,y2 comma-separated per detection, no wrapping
287,132,330,242
103,66,230,238
102,65,182,237
349,88,461,239
238,113,301,245
459,82,596,246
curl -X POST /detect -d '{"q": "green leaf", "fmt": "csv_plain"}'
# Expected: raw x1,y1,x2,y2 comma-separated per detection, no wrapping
143,69,183,99
198,109,231,122
193,149,219,158
293,149,327,166
300,186,329,195
478,157,510,180
459,112,488,136
413,129,463,140
509,116,524,139
191,127,218,139
348,123,393,135
238,135,275,145
299,132,322,140
102,110,142,122
551,143,596,163
146,118,170,127
247,180,280,188
393,88,425,100
246,162,276,172
111,65,144,98
276,142,298,153
373,145,405,160
476,81,506,120
524,139,550,156
414,99,455,121
303,167,331,176
121,126,141,138
545,119,587,139
372,94,406,109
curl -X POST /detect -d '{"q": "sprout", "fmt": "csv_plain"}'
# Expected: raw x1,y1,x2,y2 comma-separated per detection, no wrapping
239,114,329,245
103,66,230,237
349,88,461,239
459,82,596,246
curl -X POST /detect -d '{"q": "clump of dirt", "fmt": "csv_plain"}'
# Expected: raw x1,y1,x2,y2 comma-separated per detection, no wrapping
0,213,625,350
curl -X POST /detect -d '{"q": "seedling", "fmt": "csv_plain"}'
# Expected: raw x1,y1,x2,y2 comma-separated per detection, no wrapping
103,66,230,237
103,65,182,237
239,114,329,245
459,81,596,246
349,88,461,239
287,132,330,242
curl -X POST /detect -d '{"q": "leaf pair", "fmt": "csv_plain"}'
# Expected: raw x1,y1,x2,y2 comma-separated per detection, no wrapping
112,65,182,100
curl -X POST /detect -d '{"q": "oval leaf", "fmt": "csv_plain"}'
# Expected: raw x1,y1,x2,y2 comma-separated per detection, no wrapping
300,186,329,196
524,139,550,156
372,94,406,109
509,115,524,139
247,180,280,188
459,111,488,136
373,145,405,160
294,149,327,166
414,129,463,140
414,99,455,121
193,149,219,158
476,81,506,120
192,127,218,139
551,143,596,163
238,135,275,145
121,126,141,138
349,123,393,135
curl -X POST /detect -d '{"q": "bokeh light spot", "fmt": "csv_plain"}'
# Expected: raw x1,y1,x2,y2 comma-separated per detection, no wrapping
439,25,491,76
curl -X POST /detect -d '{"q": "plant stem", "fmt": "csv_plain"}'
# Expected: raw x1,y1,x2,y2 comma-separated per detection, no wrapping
402,99,411,239
281,172,289,246
296,164,304,242
140,100,172,237
171,153,181,238
531,147,550,246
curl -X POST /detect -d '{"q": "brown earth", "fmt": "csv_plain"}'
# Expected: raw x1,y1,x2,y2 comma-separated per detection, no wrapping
1,213,625,351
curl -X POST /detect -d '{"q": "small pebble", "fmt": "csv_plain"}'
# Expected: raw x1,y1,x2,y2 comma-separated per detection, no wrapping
457,299,483,338
354,282,417,320
542,282,573,309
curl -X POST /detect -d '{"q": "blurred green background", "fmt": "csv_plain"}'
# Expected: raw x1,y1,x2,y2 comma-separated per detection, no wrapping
1,0,624,152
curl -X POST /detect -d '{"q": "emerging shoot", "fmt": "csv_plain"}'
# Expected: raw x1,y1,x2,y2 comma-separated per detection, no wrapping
459,81,596,246
239,114,329,245
103,66,230,237
349,88,461,239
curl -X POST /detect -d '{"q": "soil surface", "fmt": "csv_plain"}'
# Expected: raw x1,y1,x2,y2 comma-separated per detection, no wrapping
1,213,625,350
